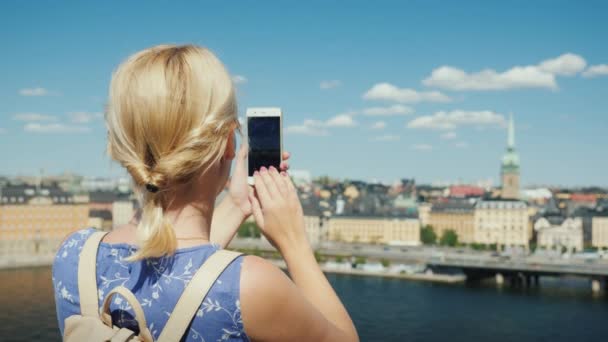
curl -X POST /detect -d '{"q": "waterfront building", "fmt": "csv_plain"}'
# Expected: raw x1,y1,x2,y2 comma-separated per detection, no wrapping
392,194,418,217
89,209,113,231
448,185,485,199
592,216,608,249
474,200,529,249
417,202,432,227
535,217,583,252
112,200,135,228
304,215,327,247
87,217,104,230
521,188,553,205
500,114,520,200
0,184,88,258
429,200,476,243
416,185,445,203
567,193,597,216
89,191,118,212
289,169,312,186
327,216,420,245
81,176,131,193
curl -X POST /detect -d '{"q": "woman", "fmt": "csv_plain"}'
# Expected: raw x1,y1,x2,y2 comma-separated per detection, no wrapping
52,44,358,342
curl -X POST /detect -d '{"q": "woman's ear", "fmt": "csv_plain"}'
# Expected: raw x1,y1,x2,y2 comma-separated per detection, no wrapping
223,128,236,161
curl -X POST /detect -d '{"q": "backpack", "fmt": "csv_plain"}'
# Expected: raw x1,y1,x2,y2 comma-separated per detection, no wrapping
63,231,242,342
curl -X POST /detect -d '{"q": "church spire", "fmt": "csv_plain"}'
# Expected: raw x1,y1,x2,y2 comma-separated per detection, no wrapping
508,113,515,149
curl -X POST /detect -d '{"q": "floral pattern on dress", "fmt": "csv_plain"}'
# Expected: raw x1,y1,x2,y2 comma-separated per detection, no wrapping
52,228,249,342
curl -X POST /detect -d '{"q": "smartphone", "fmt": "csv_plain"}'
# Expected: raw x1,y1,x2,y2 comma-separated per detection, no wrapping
247,107,283,185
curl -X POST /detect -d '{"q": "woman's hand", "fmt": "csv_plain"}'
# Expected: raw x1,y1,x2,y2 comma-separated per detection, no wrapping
210,143,290,247
228,143,290,217
249,166,307,252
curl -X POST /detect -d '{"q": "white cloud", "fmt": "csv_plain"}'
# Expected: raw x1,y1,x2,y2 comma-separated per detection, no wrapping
285,124,329,136
454,141,469,148
286,113,356,135
371,121,386,130
68,111,103,123
232,75,248,84
326,113,357,127
13,113,58,122
24,123,90,133
423,66,557,90
422,53,586,91
320,80,342,90
440,131,457,140
285,119,329,136
411,144,433,151
363,83,451,103
582,64,608,78
19,87,52,96
373,134,400,141
407,110,506,131
362,104,414,116
538,53,586,76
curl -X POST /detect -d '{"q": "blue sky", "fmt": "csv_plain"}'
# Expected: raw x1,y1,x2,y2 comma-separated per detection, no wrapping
1,1,607,187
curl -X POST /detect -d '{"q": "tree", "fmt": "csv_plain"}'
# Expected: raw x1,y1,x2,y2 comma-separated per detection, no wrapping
335,255,344,263
440,229,458,247
237,221,261,238
380,258,390,268
529,242,537,253
420,225,437,245
314,251,327,263
471,243,487,251
354,256,367,265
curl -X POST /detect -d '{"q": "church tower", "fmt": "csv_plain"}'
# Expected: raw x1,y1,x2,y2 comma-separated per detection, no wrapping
501,114,520,199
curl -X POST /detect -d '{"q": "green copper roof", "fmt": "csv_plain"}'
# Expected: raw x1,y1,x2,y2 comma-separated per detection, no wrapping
501,114,520,171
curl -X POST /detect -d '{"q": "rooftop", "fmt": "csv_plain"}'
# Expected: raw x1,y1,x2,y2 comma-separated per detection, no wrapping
0,184,74,205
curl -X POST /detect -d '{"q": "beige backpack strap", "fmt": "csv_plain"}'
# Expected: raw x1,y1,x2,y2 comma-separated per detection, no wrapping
101,286,153,342
78,230,108,317
156,250,242,342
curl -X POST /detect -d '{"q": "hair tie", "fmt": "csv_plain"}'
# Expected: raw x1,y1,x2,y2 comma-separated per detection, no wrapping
145,183,160,193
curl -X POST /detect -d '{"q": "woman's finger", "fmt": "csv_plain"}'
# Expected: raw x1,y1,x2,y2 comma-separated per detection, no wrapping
249,191,264,229
282,151,290,161
269,166,288,197
282,171,299,201
259,167,283,200
253,171,272,206
279,161,289,171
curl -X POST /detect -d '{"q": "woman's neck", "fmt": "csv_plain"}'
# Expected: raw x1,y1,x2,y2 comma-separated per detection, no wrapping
164,201,214,242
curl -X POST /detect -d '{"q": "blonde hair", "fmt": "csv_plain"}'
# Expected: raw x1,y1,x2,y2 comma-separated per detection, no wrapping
106,44,238,260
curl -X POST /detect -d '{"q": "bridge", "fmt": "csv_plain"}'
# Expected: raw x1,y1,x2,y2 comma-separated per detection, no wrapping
425,255,608,291
230,238,608,292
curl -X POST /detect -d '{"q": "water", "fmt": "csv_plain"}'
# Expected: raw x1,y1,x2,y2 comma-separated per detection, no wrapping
1,267,607,342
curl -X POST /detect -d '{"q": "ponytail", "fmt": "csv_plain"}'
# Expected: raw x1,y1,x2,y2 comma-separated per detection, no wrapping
126,192,176,261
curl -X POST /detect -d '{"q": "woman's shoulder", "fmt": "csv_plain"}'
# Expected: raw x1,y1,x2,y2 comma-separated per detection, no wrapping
55,227,99,260
52,228,102,279
239,255,292,304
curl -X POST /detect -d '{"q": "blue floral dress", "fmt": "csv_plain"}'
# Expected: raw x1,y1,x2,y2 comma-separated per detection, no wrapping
52,228,249,342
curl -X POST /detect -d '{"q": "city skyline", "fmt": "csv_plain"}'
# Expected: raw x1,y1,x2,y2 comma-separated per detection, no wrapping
1,1,607,186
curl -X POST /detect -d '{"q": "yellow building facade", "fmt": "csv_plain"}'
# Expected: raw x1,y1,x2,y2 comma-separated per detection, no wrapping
592,216,608,249
428,201,475,243
328,216,420,245
0,186,89,258
474,200,529,248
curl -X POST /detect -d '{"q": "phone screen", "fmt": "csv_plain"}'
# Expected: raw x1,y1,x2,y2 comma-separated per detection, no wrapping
248,116,281,177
